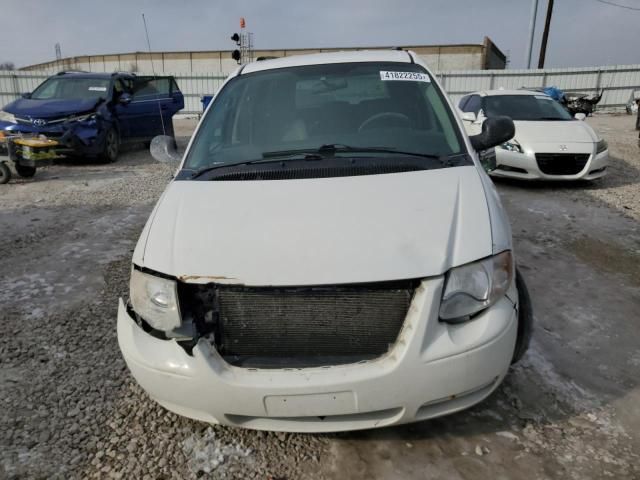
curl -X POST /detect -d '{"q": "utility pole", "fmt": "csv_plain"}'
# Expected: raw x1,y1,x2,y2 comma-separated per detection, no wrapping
525,0,539,68
537,0,554,69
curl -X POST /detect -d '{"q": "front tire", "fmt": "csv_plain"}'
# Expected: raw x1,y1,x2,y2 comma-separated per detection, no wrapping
100,128,120,163
512,268,533,364
0,162,11,184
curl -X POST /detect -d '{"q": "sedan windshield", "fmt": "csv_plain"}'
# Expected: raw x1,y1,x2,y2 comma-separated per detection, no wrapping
31,77,110,100
185,62,465,171
483,94,573,121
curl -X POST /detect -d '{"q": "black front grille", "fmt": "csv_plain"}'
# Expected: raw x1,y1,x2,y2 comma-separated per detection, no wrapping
181,281,416,368
535,153,590,175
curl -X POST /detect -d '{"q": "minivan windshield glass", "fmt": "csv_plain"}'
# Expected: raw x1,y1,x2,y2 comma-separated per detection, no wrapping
185,62,465,171
31,77,111,100
483,94,573,121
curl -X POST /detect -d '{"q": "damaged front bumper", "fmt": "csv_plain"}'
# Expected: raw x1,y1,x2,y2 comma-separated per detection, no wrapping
0,117,108,157
117,276,518,433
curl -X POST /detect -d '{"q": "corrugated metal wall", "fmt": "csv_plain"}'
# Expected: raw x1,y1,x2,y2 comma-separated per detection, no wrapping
438,64,640,111
1,65,639,115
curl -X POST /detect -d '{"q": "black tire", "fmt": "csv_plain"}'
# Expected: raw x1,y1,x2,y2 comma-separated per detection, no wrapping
512,267,533,364
0,162,10,184
100,127,120,163
15,164,36,178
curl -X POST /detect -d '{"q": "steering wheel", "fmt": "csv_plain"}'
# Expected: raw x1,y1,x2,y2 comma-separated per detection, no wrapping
358,112,411,132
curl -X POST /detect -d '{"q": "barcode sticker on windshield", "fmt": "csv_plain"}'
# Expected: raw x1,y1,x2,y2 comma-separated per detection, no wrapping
380,71,430,82
88,86,107,92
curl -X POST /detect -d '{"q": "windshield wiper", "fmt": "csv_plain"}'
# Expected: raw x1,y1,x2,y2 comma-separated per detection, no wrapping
190,144,460,179
262,144,442,160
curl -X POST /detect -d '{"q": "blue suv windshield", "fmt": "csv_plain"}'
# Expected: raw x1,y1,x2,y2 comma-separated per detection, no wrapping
31,77,111,100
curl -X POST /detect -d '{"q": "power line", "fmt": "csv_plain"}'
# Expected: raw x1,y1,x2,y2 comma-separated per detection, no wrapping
593,0,640,11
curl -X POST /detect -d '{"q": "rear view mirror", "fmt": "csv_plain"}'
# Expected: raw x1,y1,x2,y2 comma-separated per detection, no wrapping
469,116,515,152
574,113,586,121
150,135,181,164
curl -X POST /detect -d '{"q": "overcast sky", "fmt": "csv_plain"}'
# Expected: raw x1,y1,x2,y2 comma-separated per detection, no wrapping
2,0,639,69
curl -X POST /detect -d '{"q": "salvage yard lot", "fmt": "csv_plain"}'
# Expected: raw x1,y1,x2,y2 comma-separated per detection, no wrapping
1,115,639,479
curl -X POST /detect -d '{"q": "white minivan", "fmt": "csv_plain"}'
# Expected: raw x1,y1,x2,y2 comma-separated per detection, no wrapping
118,50,533,432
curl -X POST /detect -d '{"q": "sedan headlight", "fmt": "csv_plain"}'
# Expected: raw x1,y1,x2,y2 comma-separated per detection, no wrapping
499,140,523,153
0,110,17,124
130,269,181,331
439,251,513,322
596,139,608,154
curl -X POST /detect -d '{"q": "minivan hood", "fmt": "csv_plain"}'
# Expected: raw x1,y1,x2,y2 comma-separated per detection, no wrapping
514,120,597,144
140,166,493,286
3,98,100,118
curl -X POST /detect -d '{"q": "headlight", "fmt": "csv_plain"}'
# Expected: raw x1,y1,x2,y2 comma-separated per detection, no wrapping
439,251,513,322
499,140,523,153
69,113,97,123
0,110,16,124
596,139,608,154
130,269,181,331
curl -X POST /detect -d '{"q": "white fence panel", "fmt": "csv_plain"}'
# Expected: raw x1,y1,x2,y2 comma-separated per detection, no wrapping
1,64,639,114
439,64,640,111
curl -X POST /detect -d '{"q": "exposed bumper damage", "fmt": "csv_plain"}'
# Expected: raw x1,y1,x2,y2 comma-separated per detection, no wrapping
118,275,519,433
0,99,109,157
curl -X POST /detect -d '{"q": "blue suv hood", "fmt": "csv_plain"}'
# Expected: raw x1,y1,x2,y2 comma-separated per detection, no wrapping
3,98,101,118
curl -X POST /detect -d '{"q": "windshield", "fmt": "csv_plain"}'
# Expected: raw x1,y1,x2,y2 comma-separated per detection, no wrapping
483,94,573,121
184,62,465,170
31,77,111,100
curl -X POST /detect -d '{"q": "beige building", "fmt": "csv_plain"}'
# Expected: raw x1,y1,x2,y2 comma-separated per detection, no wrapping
21,37,506,74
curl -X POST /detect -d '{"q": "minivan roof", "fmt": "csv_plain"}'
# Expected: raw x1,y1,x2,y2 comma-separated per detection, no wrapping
241,49,415,74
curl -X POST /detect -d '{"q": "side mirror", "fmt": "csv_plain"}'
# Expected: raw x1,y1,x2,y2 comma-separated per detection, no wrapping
469,115,515,152
119,93,132,105
574,112,586,121
150,135,181,164
21,92,31,99
461,111,477,123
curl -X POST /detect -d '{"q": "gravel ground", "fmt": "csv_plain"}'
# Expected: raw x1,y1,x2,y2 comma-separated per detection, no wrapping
584,114,640,219
1,115,639,479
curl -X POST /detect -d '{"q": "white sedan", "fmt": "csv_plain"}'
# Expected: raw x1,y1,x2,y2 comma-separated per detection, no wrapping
459,89,609,180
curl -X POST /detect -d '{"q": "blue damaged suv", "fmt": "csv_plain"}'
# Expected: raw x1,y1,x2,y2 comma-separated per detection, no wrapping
0,71,184,162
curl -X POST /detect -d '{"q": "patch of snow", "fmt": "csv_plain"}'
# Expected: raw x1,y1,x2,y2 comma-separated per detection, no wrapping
181,427,252,475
